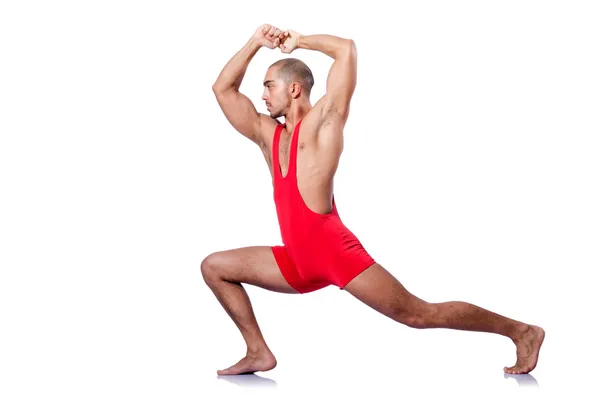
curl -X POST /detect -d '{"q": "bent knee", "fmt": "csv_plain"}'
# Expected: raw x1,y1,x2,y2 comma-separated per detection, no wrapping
200,252,222,282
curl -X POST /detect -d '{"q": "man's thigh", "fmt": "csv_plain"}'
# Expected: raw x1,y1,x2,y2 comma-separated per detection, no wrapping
342,263,431,322
201,246,299,294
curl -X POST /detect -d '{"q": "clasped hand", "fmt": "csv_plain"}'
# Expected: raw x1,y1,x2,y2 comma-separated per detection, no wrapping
253,24,300,54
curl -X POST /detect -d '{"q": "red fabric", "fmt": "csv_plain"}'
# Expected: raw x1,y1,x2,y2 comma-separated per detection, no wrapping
271,119,376,293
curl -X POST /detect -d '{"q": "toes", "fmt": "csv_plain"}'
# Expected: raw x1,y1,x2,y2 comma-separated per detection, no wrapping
504,366,521,374
217,363,253,376
505,363,533,374
217,367,234,375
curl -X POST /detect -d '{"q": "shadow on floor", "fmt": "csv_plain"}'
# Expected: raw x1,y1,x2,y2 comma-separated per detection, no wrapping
503,372,539,387
217,373,278,388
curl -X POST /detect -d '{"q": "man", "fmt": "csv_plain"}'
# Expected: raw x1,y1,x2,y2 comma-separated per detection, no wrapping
204,24,544,376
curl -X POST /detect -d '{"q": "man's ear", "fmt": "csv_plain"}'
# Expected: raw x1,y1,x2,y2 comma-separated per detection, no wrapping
290,82,302,99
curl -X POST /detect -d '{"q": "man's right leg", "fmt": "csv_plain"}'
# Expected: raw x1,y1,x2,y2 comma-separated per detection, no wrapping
200,246,298,375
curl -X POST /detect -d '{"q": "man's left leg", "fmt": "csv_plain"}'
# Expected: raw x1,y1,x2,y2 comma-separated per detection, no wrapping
343,263,545,374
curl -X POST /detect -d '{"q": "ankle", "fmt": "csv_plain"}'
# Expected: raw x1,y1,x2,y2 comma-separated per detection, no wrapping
247,344,270,356
511,323,531,342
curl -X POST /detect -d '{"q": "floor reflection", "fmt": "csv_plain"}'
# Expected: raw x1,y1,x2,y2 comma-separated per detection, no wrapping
503,372,539,387
217,373,278,388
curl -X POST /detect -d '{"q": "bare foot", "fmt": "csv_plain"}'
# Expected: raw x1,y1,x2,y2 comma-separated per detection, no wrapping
504,325,545,374
217,350,277,376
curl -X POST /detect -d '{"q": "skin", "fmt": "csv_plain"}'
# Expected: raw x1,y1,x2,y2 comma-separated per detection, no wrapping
207,24,545,376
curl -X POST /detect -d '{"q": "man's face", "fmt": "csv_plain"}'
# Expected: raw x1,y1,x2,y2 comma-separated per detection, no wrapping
262,68,288,119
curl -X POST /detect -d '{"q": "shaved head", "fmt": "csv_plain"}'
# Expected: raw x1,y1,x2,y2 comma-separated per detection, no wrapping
269,58,314,97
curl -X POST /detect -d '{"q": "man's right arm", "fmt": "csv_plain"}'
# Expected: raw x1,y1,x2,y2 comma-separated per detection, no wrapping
212,37,265,145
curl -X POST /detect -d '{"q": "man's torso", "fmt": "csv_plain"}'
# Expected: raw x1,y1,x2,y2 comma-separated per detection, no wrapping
258,104,344,215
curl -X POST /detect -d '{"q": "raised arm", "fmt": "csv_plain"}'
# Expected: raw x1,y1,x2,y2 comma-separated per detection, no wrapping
212,25,283,145
282,32,357,123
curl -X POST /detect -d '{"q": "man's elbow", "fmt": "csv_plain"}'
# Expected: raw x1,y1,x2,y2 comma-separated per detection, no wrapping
212,80,234,95
212,83,225,95
347,39,356,53
339,39,356,59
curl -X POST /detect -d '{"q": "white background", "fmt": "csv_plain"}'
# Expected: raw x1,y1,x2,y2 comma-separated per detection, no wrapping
1,0,598,396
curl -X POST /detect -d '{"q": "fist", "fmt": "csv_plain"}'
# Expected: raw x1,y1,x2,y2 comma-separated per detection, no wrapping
253,24,284,49
278,30,300,54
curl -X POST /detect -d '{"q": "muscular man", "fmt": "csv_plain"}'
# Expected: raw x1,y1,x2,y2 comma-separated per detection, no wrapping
204,24,544,376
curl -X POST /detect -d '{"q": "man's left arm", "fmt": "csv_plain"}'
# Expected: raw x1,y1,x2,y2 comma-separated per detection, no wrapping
295,33,357,122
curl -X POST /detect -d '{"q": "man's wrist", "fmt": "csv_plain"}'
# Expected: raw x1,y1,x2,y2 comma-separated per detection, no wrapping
297,34,306,50
248,37,262,50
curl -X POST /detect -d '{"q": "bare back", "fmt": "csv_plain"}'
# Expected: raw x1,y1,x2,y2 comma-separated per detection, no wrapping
257,103,345,215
